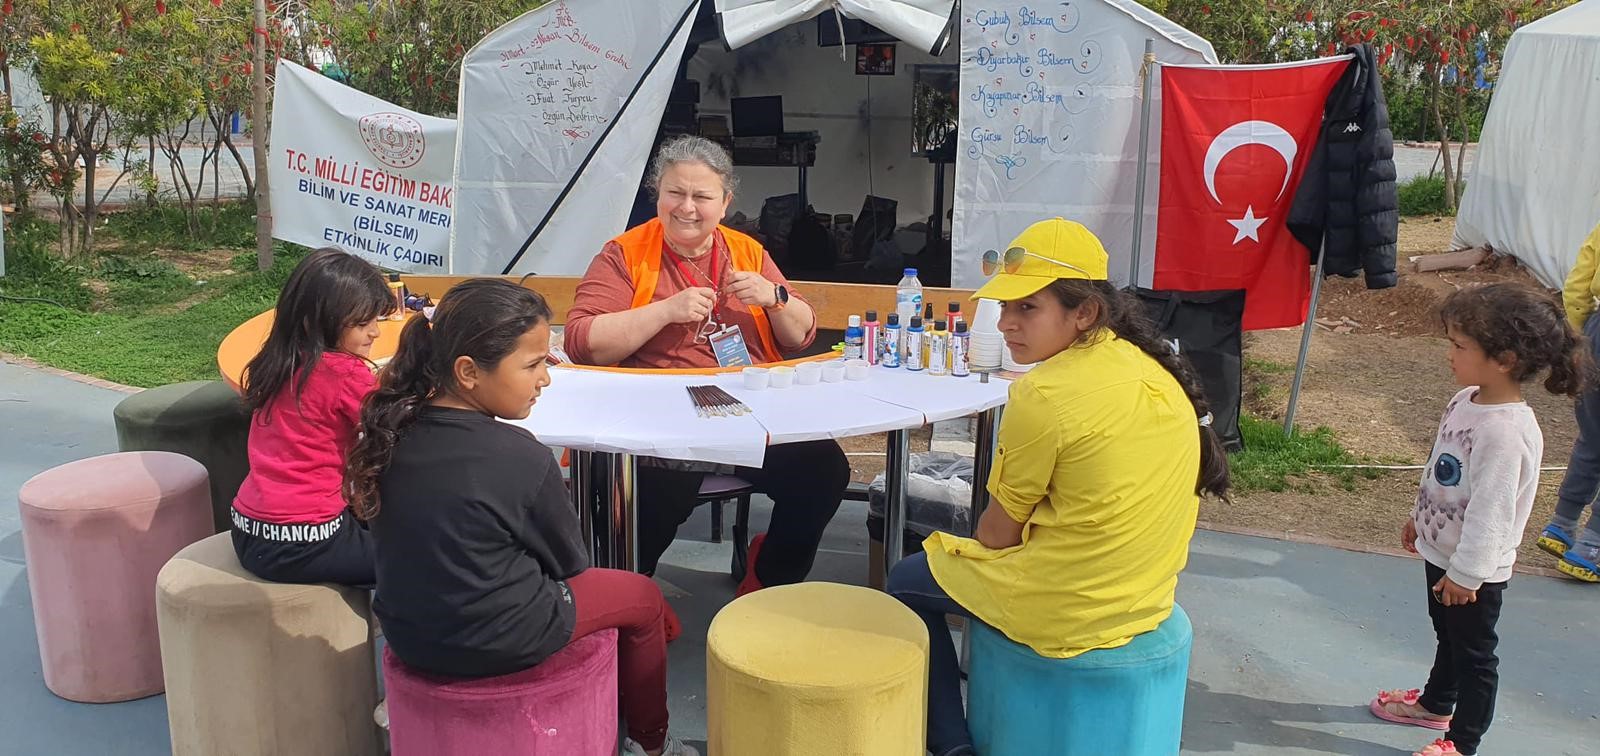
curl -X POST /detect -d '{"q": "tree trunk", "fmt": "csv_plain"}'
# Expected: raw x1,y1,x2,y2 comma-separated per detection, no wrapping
1454,85,1470,198
217,111,255,198
1430,77,1457,213
252,0,275,271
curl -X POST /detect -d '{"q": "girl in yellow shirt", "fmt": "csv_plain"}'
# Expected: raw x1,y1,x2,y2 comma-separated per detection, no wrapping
886,218,1231,756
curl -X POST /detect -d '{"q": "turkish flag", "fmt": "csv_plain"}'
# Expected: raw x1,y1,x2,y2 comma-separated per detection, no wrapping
1153,58,1349,330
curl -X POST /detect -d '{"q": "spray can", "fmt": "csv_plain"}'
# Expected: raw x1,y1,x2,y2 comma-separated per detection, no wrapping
881,313,902,368
905,317,925,371
951,321,970,377
928,320,949,376
863,310,882,366
387,273,407,320
844,315,864,360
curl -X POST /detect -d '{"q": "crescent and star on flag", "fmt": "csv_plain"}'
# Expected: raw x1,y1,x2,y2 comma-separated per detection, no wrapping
1202,120,1298,246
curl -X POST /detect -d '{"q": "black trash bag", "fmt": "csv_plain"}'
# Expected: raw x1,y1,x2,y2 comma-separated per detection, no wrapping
851,195,897,262
865,452,975,557
1129,288,1247,452
759,193,804,260
787,213,837,271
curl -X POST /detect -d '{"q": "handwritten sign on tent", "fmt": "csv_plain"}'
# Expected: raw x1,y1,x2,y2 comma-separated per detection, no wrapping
950,0,1213,288
451,0,701,275
268,60,456,273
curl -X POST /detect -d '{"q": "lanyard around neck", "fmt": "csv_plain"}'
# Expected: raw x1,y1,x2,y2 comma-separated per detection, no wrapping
663,239,721,292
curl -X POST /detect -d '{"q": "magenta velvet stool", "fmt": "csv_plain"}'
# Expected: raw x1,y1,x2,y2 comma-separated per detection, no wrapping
17,450,212,702
382,629,620,756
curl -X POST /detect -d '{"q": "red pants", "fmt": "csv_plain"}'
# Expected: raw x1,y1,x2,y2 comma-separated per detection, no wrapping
568,568,669,751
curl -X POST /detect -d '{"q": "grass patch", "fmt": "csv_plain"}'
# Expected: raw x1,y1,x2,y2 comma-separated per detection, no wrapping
1,207,307,387
1228,413,1381,493
1397,174,1463,217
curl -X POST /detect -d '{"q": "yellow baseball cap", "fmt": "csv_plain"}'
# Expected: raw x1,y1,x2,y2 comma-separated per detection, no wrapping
971,218,1110,302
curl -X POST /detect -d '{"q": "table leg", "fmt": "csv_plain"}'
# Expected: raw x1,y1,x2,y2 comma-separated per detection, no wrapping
570,449,597,560
961,407,1002,672
602,452,640,573
882,428,910,579
798,164,809,211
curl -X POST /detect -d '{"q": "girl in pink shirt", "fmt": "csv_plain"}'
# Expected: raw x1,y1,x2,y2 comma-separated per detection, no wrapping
231,247,395,586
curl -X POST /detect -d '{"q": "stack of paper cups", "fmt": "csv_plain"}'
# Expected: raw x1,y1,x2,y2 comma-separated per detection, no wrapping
1002,345,1037,374
969,298,1004,370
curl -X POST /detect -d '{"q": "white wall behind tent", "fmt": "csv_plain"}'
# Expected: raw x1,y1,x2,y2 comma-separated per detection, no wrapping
686,20,958,224
951,0,1214,289
4,68,48,125
1453,0,1600,288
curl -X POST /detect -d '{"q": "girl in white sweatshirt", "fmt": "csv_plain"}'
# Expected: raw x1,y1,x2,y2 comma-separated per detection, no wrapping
1369,283,1585,756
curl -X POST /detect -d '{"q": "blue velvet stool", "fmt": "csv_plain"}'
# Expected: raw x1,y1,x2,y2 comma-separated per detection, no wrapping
968,604,1192,755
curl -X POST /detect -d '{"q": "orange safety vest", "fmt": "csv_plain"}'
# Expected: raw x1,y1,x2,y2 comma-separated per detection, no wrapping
612,218,782,360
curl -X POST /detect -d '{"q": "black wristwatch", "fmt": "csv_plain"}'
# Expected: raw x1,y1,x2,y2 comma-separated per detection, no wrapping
770,284,790,310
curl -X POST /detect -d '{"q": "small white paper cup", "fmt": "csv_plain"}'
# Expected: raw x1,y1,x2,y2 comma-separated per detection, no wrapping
769,366,795,389
742,367,770,390
795,362,823,385
845,359,869,381
821,361,847,383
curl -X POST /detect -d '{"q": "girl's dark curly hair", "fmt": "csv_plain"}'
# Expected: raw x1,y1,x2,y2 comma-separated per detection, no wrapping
1041,279,1231,501
1439,282,1589,397
344,279,552,519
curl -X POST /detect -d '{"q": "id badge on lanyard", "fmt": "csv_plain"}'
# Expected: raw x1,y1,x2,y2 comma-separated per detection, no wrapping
708,324,754,368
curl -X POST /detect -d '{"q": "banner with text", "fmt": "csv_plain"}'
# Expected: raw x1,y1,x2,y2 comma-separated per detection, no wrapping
452,0,700,275
269,60,456,273
950,0,1214,288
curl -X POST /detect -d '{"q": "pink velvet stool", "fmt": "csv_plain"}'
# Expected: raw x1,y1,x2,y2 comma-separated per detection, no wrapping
382,628,620,756
17,450,212,702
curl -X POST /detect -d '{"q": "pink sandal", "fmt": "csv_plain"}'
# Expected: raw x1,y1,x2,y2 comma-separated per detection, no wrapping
1369,688,1452,731
1413,738,1459,756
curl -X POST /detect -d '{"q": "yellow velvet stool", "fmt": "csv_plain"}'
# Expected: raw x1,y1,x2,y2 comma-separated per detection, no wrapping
706,582,929,755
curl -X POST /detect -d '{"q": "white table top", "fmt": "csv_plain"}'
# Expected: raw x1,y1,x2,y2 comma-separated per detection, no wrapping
504,363,1011,467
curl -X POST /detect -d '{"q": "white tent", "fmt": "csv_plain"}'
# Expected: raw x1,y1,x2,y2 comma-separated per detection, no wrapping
1453,0,1600,287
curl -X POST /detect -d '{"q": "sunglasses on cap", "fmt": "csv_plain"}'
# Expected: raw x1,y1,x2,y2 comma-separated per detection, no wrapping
981,247,1092,278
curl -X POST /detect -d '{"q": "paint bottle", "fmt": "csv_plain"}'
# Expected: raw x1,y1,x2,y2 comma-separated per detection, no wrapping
844,315,864,360
928,320,949,376
905,317,926,371
882,313,902,368
862,310,882,366
387,273,407,320
948,301,964,331
951,321,970,377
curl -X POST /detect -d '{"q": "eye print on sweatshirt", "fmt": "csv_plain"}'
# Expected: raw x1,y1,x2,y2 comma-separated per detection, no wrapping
1413,426,1473,542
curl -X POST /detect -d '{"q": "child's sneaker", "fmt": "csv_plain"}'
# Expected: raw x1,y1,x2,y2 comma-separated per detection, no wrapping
1413,738,1459,756
1536,525,1573,558
1557,544,1600,583
1370,688,1452,730
622,735,699,756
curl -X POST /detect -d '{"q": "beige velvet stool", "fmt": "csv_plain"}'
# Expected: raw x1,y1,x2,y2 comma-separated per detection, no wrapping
156,533,380,756
17,450,213,702
706,582,930,755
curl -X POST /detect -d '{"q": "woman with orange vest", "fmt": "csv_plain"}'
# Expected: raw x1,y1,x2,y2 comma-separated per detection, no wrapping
564,135,851,637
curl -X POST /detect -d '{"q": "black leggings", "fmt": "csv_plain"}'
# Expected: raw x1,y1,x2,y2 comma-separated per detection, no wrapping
232,509,376,588
1417,561,1506,755
635,440,850,585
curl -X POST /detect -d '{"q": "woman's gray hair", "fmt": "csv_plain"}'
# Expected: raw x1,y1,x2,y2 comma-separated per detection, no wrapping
647,135,740,199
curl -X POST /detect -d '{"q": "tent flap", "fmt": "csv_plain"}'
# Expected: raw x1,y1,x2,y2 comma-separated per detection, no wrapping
715,0,956,54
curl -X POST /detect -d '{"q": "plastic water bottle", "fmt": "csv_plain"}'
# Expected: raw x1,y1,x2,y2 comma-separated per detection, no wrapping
895,268,924,359
881,313,902,368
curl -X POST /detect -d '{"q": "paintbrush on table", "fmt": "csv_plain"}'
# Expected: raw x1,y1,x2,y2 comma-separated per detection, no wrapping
687,385,751,417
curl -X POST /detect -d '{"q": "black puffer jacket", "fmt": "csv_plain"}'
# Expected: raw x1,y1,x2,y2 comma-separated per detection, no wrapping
1288,44,1399,289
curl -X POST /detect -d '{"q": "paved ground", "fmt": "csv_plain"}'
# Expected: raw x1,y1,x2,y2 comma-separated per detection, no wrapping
1,357,1592,755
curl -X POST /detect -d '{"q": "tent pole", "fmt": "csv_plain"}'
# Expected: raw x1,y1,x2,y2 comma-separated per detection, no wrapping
1284,244,1327,436
1128,38,1156,288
